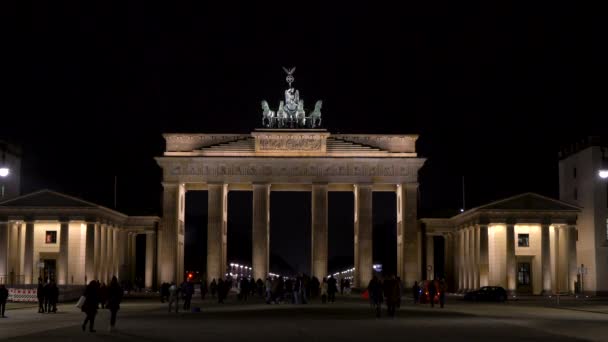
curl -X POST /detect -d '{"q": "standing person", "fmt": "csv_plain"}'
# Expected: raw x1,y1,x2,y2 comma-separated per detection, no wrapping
48,280,59,313
412,281,420,304
81,281,99,333
183,280,194,311
428,279,437,308
107,276,123,332
240,277,249,302
383,274,400,318
439,278,447,308
99,283,108,309
43,281,52,313
320,278,328,304
0,284,8,318
168,282,179,313
210,279,217,298
200,280,208,300
367,275,383,318
37,278,45,313
327,275,338,303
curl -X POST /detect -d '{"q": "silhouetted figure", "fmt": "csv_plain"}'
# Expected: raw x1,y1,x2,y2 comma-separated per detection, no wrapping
81,281,99,332
182,280,194,310
48,281,58,313
368,276,383,317
99,283,108,309
107,276,123,332
160,282,170,303
0,284,8,318
412,281,420,304
200,280,207,300
210,279,217,298
383,275,400,317
327,275,338,303
428,280,437,308
439,278,447,308
168,282,179,313
37,278,45,313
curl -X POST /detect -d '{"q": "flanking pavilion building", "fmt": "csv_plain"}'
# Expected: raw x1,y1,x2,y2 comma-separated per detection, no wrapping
0,190,159,287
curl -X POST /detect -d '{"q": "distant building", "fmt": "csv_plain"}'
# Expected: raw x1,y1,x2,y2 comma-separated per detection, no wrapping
559,137,608,295
0,141,21,200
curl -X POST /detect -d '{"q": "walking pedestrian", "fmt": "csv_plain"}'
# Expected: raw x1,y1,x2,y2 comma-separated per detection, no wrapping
428,280,437,308
168,282,179,313
367,275,383,318
99,282,108,309
0,284,8,318
320,278,328,304
412,281,420,304
107,276,123,332
182,280,193,310
327,275,337,303
37,278,45,313
48,280,59,313
81,281,99,333
383,274,400,318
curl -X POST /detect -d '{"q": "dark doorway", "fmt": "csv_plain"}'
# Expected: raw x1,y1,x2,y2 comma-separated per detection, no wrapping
373,192,397,276
227,191,253,266
517,262,532,293
185,191,208,273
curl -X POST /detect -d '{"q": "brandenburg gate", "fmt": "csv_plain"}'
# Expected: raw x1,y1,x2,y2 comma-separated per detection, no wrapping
155,68,425,288
156,130,425,287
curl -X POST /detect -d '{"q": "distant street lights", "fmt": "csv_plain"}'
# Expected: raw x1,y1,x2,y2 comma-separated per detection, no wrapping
0,167,9,199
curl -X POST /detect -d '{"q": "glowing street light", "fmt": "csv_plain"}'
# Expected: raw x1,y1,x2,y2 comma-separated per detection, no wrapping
0,168,9,178
600,148,608,179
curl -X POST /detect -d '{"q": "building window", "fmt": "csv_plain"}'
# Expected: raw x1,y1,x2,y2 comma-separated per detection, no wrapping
518,233,530,247
45,231,57,244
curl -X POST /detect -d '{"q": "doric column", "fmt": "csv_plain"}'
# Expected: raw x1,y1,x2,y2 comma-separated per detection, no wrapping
113,227,119,278
479,225,489,287
23,221,34,284
444,233,455,291
458,229,464,291
118,230,129,281
567,225,577,294
85,222,95,284
8,222,19,282
106,226,113,280
57,220,69,285
207,183,227,283
553,226,560,293
100,224,107,282
473,226,480,289
252,183,270,281
426,234,434,280
463,228,469,290
311,183,328,281
396,183,419,287
0,220,8,284
145,232,157,288
130,233,137,283
354,184,373,288
93,223,101,280
541,223,552,294
506,223,516,293
159,183,183,284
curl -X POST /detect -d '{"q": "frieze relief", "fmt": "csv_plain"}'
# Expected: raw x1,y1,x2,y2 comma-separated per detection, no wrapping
254,133,328,152
164,134,249,152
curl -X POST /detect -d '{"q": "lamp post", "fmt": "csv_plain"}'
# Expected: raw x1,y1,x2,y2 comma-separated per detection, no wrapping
0,167,9,199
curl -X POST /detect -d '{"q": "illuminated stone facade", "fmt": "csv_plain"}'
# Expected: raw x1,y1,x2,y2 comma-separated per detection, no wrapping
0,190,159,287
156,129,425,288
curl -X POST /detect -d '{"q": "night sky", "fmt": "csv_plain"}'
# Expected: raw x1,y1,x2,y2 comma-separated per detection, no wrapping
3,2,606,275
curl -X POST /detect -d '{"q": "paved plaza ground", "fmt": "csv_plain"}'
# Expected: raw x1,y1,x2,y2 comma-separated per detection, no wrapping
2,294,608,341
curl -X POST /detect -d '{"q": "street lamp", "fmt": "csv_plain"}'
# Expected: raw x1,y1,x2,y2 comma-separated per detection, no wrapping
0,167,9,199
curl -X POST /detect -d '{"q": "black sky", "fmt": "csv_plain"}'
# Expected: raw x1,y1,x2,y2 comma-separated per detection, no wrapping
2,1,606,274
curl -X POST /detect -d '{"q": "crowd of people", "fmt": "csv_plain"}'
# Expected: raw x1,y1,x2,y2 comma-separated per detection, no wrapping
36,278,59,314
80,276,123,333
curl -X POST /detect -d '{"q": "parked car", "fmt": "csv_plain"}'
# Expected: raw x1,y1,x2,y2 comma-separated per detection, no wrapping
464,286,507,302
418,280,440,304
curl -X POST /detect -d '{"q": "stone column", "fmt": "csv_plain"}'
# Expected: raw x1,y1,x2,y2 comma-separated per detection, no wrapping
159,183,182,284
23,221,34,284
354,184,372,288
118,230,129,281
479,225,489,287
130,233,137,283
396,183,419,287
553,226,560,293
145,232,157,288
106,226,113,280
207,183,228,283
85,222,95,284
541,223,552,294
57,221,69,285
473,226,480,289
426,234,434,280
311,183,328,281
0,221,8,284
567,225,577,293
506,224,516,293
444,233,455,291
252,183,270,281
100,224,107,282
8,222,19,282
458,229,464,291
463,228,469,290
113,227,119,278
93,223,101,280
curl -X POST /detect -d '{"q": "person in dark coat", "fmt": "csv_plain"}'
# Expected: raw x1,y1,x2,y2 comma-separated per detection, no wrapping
239,277,249,302
367,276,383,317
412,281,420,304
48,280,58,313
37,278,45,313
428,280,437,308
81,281,99,332
0,284,8,318
107,276,123,332
383,275,401,317
327,275,338,303
182,280,194,310
99,283,108,309
43,281,52,313
210,279,218,298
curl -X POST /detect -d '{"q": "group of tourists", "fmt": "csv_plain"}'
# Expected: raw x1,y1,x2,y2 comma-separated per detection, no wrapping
80,276,123,333
36,278,59,313
367,275,403,318
412,278,447,308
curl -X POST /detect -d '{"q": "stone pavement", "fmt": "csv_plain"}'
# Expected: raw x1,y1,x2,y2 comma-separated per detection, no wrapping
1,295,608,341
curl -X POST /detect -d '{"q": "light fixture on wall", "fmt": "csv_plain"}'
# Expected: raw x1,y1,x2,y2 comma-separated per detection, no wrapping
600,147,608,179
0,167,8,178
